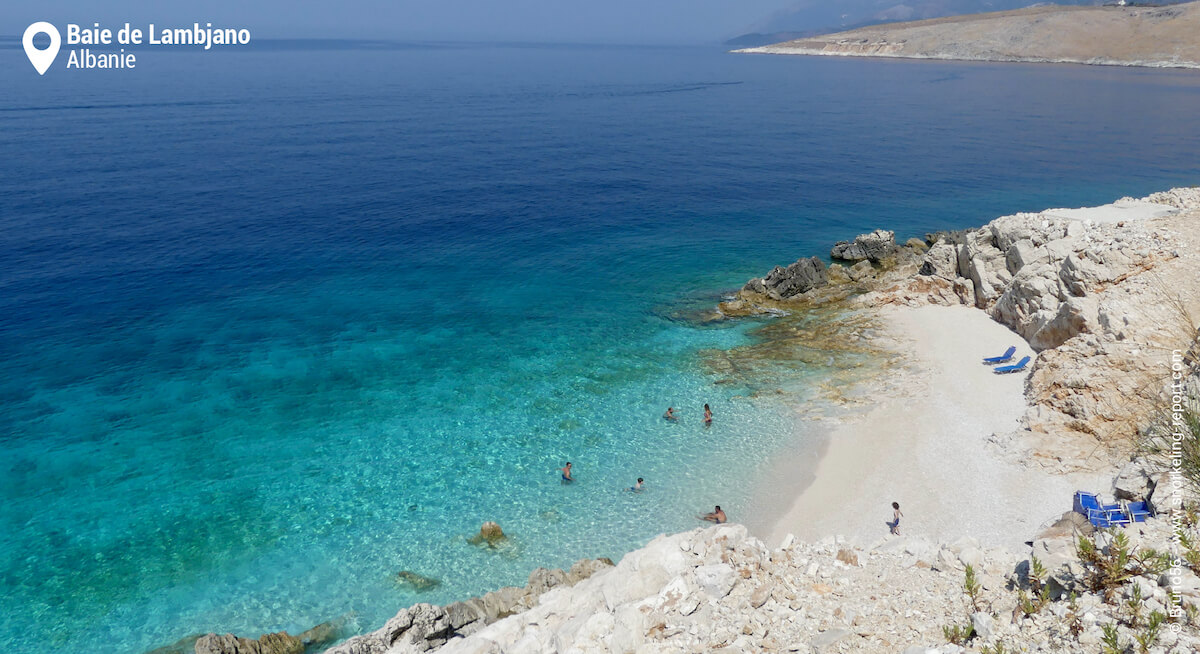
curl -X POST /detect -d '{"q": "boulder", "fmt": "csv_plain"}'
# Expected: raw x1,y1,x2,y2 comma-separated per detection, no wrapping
744,256,829,300
831,229,897,263
467,521,506,547
847,260,875,282
918,242,958,278
971,612,995,640
694,563,737,599
1036,510,1093,540
1113,459,1155,501
1005,239,1045,275
1027,296,1098,350
826,263,852,285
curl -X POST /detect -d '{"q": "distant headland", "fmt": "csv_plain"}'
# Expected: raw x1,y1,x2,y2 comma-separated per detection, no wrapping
735,2,1200,69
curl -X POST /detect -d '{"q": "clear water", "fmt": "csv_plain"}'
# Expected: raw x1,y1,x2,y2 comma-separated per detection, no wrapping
2,42,1199,652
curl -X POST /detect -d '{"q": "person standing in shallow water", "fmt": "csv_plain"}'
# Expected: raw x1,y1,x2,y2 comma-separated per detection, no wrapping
663,407,677,422
891,501,903,535
628,477,644,492
703,404,712,427
560,462,573,484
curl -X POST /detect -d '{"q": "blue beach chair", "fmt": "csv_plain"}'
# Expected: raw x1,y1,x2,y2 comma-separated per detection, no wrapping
1126,501,1153,522
983,346,1016,365
994,356,1031,374
1073,491,1131,528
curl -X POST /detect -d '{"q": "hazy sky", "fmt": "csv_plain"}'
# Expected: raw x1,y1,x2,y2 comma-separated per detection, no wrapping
8,1,803,43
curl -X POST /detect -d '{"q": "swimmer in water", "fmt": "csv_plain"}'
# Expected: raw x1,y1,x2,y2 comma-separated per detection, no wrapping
698,505,726,524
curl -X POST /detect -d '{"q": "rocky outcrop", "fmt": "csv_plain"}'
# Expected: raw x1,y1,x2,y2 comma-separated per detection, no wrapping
195,621,341,654
359,522,1200,654
830,229,897,263
321,558,613,654
741,256,828,300
857,189,1200,463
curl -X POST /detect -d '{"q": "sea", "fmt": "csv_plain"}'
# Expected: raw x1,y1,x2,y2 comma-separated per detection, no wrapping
2,41,1199,653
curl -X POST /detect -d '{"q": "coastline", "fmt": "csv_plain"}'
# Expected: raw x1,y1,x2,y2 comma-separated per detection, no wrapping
733,47,1200,70
194,186,1200,654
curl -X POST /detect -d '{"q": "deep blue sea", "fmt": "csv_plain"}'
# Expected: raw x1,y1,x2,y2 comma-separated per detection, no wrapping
2,41,1199,653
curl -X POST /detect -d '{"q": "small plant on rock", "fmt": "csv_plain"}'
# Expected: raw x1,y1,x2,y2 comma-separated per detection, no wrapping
980,642,1010,654
942,622,974,646
1180,529,1200,575
1065,592,1084,639
1077,530,1167,602
1018,555,1051,616
1185,600,1200,626
1134,610,1166,654
964,563,982,610
1100,622,1126,654
1123,583,1143,629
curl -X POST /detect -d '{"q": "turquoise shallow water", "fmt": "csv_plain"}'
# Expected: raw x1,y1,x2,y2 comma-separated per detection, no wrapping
2,42,1200,652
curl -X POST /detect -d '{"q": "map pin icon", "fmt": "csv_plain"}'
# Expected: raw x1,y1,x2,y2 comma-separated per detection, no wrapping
23,22,62,75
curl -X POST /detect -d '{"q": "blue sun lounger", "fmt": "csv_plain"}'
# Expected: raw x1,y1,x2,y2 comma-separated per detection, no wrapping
983,346,1016,365
1126,501,1153,522
994,356,1031,374
1073,491,1132,528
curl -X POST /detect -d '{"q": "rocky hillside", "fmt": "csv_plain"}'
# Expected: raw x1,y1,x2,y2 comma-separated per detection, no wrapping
736,2,1200,69
722,187,1200,469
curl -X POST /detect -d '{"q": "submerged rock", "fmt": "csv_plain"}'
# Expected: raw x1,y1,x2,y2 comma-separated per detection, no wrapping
323,557,614,654
192,620,343,654
194,631,303,654
395,570,442,592
144,634,203,654
466,521,506,547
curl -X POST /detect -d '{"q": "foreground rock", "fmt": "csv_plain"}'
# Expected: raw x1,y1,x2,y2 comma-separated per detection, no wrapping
736,3,1200,69
321,558,613,654
340,522,1200,654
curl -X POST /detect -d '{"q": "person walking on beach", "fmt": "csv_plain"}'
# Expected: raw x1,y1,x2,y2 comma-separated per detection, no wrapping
560,462,573,484
628,477,644,492
698,505,726,524
891,501,903,535
703,404,712,427
663,407,677,422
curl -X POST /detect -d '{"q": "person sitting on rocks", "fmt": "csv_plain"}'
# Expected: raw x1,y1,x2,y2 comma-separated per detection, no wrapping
698,505,726,524
560,462,573,484
663,407,677,422
628,477,644,492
